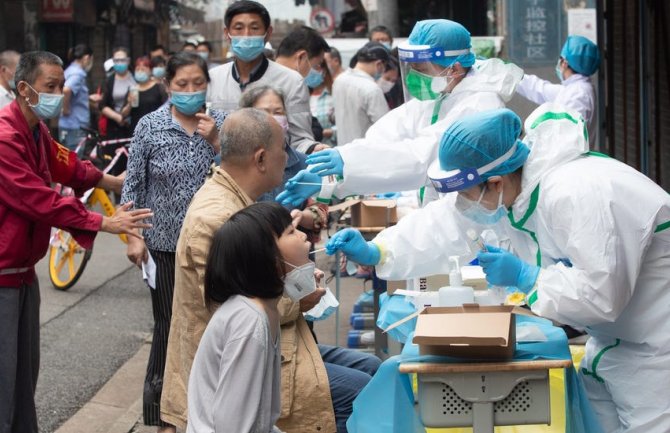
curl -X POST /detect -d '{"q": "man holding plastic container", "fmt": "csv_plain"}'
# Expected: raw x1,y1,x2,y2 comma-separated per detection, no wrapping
277,19,523,207
327,105,670,432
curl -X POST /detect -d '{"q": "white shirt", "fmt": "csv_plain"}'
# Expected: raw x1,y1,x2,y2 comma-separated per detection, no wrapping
208,59,317,153
516,73,597,144
0,84,15,109
333,68,389,146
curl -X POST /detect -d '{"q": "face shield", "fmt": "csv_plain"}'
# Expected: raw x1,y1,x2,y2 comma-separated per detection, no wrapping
427,141,519,194
397,43,470,102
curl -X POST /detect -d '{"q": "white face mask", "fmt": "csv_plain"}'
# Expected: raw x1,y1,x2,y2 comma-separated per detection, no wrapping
283,261,317,302
377,77,395,94
303,287,340,321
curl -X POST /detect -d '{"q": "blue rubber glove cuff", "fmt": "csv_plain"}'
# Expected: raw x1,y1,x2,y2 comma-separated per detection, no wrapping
361,242,381,266
476,245,540,294
516,262,540,294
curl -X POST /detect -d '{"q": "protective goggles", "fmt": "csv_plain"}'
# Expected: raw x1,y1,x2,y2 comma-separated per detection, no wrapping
397,43,471,63
427,142,518,193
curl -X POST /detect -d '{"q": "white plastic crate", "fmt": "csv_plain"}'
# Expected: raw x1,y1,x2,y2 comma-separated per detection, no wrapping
416,369,550,430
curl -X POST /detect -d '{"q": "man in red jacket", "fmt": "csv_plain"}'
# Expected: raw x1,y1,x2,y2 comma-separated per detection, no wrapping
0,51,153,433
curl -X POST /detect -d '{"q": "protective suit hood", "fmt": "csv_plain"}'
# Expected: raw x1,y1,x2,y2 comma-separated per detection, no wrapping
451,58,524,103
513,102,589,215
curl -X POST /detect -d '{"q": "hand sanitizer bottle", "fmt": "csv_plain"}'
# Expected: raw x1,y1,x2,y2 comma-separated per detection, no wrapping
439,256,475,307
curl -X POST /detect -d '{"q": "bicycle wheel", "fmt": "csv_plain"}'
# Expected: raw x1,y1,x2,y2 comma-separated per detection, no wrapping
48,229,92,291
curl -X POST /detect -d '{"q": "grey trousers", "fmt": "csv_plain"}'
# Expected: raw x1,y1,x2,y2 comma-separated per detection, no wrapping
0,280,40,433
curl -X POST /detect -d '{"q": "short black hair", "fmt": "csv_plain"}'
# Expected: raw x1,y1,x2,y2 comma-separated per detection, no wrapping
182,42,197,50
326,47,341,63
150,56,166,68
277,26,329,59
369,25,393,42
69,44,92,62
151,44,166,53
112,46,130,57
205,202,292,308
224,0,271,31
384,55,398,72
355,41,390,63
14,51,63,85
166,52,210,82
197,41,213,52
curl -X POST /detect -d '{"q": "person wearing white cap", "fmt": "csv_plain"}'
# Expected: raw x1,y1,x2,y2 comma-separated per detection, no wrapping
277,19,523,207
516,35,600,143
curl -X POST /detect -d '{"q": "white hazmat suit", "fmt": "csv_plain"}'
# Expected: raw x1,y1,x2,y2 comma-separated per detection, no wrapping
516,73,597,143
334,59,523,200
372,103,670,433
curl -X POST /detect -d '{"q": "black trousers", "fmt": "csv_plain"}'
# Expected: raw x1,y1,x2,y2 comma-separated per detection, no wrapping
0,280,40,433
144,250,175,427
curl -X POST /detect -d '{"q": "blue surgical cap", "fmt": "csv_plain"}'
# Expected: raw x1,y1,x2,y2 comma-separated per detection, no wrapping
439,109,530,182
561,35,600,76
407,20,475,68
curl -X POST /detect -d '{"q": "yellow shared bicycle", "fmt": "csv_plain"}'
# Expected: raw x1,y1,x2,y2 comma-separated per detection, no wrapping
48,133,131,290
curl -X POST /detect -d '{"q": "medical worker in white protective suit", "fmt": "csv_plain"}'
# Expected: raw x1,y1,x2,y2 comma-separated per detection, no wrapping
277,19,523,207
326,105,670,433
516,35,600,142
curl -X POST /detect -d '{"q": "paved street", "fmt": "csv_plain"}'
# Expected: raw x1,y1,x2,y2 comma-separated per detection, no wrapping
34,233,153,433
32,231,367,432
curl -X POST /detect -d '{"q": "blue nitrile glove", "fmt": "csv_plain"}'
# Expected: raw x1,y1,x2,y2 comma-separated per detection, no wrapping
326,228,381,265
306,149,344,176
276,170,322,207
477,245,540,293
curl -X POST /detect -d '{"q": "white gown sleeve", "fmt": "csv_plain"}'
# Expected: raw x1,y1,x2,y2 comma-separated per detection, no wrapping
335,93,504,198
372,194,482,280
516,74,563,106
528,164,655,328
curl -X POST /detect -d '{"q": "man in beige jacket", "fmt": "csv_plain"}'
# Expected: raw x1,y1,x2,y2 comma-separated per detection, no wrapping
161,108,357,432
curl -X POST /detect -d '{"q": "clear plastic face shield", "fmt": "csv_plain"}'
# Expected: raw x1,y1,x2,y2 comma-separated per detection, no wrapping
397,43,470,102
427,142,519,194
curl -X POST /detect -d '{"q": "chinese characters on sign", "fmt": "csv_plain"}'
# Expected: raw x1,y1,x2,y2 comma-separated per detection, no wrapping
509,0,562,66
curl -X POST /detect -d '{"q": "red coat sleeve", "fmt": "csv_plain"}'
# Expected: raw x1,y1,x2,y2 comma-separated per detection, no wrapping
0,132,103,245
48,134,103,196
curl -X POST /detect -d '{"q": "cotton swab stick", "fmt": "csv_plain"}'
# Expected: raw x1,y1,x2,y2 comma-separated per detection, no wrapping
292,182,323,186
312,247,327,254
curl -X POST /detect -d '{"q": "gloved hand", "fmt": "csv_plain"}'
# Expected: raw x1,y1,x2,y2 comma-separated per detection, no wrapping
276,170,322,207
326,228,381,266
306,149,344,176
477,245,540,293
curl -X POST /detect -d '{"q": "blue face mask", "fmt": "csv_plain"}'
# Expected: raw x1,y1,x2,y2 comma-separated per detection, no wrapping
113,63,129,74
25,83,64,120
197,52,209,61
152,67,166,78
456,187,507,225
231,35,266,62
304,67,324,88
171,90,206,115
134,71,150,83
8,79,16,90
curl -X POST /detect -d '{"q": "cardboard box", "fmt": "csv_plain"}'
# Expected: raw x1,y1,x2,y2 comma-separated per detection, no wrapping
406,305,523,360
413,305,516,359
329,199,398,228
